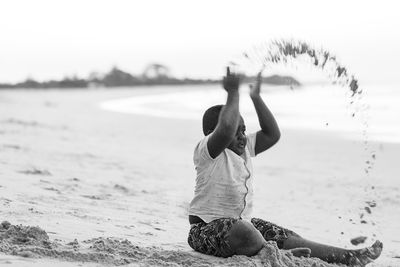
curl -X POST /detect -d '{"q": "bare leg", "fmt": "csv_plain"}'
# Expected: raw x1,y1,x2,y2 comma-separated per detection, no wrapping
228,219,382,265
283,235,383,266
227,220,311,258
251,218,382,265
227,220,265,256
289,247,311,257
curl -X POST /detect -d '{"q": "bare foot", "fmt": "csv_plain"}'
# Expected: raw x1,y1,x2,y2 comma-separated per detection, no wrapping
290,247,311,258
348,240,383,266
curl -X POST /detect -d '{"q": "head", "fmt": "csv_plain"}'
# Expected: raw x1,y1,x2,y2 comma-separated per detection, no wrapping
202,105,247,156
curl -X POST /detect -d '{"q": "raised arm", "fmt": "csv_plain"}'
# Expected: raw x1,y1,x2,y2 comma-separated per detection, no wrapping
207,67,240,158
250,72,281,155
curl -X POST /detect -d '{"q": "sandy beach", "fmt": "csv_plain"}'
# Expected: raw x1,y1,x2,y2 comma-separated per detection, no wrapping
0,87,399,266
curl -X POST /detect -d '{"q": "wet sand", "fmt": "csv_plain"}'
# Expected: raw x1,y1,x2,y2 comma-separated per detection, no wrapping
0,88,399,266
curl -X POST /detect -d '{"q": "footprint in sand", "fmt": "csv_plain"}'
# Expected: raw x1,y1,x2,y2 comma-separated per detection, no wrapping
43,187,61,194
19,167,51,176
81,194,111,200
2,144,22,150
113,184,137,196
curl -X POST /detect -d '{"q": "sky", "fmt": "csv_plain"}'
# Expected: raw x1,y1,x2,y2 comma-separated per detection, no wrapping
1,0,399,84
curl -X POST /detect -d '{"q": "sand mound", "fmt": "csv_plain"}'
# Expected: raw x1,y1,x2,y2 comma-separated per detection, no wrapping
0,221,345,266
253,243,344,267
0,221,49,246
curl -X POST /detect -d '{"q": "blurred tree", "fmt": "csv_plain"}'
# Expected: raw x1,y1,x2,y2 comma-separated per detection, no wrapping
142,63,170,80
102,66,141,87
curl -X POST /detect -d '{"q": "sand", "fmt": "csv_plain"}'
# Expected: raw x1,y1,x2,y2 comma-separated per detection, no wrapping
0,87,399,266
0,220,341,266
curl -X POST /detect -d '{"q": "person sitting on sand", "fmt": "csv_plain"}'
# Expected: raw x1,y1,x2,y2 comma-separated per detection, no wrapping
187,67,383,266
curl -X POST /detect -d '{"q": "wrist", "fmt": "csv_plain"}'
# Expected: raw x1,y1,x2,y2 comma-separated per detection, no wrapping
250,93,261,100
227,90,239,96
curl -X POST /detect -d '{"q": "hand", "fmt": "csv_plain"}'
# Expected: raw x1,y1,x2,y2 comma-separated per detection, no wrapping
249,71,262,98
223,67,240,93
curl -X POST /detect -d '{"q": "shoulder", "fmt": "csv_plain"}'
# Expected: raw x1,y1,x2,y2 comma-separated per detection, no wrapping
193,136,228,182
194,135,214,164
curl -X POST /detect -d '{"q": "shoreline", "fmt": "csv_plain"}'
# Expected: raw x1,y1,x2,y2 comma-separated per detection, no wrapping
0,88,399,266
97,85,400,145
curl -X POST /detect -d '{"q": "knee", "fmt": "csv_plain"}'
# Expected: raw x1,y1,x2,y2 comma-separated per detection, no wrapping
227,220,265,256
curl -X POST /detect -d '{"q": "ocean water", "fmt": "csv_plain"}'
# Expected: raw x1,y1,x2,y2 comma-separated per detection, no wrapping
100,84,400,144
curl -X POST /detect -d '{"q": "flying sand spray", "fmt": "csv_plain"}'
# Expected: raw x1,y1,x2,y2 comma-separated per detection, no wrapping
231,39,378,244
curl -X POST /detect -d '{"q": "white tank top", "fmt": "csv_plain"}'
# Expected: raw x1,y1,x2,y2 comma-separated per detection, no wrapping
189,133,257,223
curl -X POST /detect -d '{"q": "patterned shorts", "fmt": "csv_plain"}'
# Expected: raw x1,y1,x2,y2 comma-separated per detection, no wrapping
187,217,299,257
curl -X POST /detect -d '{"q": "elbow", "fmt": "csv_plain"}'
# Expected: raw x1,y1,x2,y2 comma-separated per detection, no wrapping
262,128,281,145
274,129,281,143
272,128,281,145
218,121,237,140
268,132,280,147
273,133,281,145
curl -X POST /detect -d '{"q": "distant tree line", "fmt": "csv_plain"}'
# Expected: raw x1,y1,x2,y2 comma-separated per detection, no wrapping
0,64,300,89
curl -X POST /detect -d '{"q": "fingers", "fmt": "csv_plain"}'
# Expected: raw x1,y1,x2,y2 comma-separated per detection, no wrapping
224,66,240,82
257,71,262,80
226,66,240,77
223,66,241,92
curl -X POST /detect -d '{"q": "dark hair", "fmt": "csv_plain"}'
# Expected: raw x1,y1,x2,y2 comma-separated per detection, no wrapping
202,105,223,135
